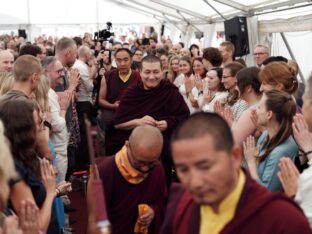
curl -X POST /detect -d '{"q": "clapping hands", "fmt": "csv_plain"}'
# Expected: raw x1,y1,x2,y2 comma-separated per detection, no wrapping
243,135,259,164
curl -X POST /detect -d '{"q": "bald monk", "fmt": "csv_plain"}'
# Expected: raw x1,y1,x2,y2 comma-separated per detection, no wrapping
87,125,167,234
161,112,312,234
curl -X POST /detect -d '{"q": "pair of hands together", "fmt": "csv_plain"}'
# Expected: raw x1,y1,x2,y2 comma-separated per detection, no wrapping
0,199,40,234
137,115,168,131
214,101,233,126
40,158,72,197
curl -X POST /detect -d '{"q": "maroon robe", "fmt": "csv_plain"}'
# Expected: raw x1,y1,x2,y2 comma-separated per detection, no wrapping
96,156,167,234
105,69,141,104
113,79,190,184
160,172,312,234
102,69,141,155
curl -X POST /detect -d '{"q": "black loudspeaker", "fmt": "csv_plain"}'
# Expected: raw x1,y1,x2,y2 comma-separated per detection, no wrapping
18,29,27,39
224,17,249,57
195,31,204,39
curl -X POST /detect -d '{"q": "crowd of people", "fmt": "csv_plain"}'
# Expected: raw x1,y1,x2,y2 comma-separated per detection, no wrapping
0,30,312,234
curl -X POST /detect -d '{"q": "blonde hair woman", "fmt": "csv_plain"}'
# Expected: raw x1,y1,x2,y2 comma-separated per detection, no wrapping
0,72,14,96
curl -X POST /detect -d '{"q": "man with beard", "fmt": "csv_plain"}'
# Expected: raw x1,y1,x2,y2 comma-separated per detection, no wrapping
87,125,167,234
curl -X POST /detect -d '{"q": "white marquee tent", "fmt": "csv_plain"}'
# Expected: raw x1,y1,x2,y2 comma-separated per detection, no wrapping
1,0,312,79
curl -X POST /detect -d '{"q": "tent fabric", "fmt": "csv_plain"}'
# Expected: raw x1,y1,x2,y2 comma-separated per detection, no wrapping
0,0,311,78
259,14,312,33
0,0,312,26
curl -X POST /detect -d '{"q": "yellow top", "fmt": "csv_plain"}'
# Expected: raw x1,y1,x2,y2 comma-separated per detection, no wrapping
115,145,147,184
119,69,132,83
199,170,246,234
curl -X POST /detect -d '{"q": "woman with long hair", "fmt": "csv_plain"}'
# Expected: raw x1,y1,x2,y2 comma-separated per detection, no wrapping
173,56,198,113
0,99,58,233
243,90,298,192
232,67,262,144
167,55,180,83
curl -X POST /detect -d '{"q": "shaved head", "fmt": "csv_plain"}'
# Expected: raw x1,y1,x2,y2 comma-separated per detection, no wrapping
128,125,163,161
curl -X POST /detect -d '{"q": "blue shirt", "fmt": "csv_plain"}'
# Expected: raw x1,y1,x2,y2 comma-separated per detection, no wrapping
257,131,298,192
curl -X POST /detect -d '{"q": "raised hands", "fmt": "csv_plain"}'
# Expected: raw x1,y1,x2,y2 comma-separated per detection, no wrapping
57,91,71,111
213,101,233,126
0,216,22,234
278,157,300,197
223,106,233,126
40,158,56,198
243,135,259,164
293,114,312,155
68,68,80,90
18,199,40,234
194,75,203,91
184,76,194,94
203,91,214,103
214,100,225,116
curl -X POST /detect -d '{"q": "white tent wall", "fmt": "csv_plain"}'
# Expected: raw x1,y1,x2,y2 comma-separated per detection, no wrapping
270,31,312,80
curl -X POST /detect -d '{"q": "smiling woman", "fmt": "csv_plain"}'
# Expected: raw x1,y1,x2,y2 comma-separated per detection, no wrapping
243,90,298,192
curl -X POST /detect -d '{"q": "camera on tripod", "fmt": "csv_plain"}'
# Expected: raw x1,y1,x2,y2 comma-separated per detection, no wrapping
94,22,114,41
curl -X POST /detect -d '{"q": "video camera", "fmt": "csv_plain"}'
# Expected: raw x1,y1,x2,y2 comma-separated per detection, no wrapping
94,22,114,41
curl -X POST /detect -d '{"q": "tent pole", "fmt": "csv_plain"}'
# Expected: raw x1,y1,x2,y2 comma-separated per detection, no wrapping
162,14,184,34
96,0,99,32
202,0,227,21
280,32,305,84
27,0,32,41
176,11,201,32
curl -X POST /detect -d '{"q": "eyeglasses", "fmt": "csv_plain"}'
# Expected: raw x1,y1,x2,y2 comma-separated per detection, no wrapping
253,52,267,56
127,144,157,171
222,75,232,79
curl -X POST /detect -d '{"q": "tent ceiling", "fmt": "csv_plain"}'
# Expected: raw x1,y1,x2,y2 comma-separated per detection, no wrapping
0,0,311,25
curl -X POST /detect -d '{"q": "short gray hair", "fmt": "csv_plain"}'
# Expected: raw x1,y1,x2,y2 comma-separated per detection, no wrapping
254,44,269,54
41,56,57,71
55,37,76,54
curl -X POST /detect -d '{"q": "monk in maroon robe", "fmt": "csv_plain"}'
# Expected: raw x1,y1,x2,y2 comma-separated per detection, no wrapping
113,55,190,185
87,125,167,234
160,112,312,234
98,48,140,155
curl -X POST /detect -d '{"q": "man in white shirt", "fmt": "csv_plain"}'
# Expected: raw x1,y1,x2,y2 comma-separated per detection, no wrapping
41,56,71,182
73,46,95,119
72,46,97,169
